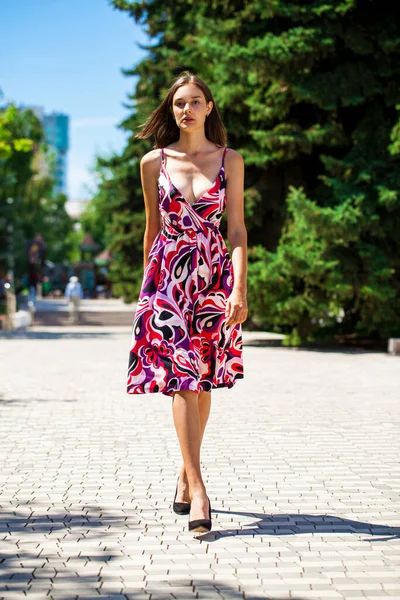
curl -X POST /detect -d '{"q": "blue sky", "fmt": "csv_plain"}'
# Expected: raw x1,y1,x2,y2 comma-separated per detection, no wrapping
0,0,148,202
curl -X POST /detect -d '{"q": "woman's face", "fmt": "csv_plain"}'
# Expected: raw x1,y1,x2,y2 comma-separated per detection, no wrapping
171,83,213,131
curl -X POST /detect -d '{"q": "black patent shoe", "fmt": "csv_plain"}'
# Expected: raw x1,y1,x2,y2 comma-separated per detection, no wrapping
173,477,191,515
188,496,212,533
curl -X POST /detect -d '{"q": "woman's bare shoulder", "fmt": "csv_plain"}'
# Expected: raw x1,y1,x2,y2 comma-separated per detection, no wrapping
225,149,244,178
140,148,163,171
226,148,244,165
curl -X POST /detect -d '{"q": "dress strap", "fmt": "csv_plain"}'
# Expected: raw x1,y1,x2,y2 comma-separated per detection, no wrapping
161,148,165,165
222,147,228,167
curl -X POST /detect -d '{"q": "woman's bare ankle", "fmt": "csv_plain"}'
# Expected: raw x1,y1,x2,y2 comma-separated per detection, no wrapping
189,482,207,501
179,466,188,484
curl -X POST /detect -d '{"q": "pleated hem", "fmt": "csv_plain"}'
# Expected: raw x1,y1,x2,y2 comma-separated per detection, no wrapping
126,373,244,397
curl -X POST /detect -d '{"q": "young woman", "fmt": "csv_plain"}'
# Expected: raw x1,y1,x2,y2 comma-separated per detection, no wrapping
127,71,248,533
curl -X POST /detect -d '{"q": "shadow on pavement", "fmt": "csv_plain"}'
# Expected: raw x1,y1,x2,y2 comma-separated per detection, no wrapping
135,583,304,600
0,505,308,599
0,395,79,404
198,509,400,542
0,505,137,597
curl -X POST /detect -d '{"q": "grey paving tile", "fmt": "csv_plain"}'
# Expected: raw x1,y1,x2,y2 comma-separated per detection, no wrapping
1,327,399,600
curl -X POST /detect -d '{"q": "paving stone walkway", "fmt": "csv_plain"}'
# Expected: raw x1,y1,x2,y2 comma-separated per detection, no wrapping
0,327,399,600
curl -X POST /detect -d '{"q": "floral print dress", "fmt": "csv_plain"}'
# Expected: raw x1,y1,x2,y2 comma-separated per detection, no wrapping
127,147,244,396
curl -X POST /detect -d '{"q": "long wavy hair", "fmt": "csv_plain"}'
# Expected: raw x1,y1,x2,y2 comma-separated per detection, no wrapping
135,71,227,148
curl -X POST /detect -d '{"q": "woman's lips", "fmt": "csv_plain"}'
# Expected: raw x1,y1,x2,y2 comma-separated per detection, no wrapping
183,118,194,122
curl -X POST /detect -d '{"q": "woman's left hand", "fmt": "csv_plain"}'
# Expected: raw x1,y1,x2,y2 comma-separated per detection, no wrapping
225,288,248,326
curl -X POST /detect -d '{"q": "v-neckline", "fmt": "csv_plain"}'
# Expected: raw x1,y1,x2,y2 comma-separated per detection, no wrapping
161,149,225,208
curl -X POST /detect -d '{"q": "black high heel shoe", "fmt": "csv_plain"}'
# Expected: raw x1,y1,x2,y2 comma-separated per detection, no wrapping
173,477,191,515
188,496,212,533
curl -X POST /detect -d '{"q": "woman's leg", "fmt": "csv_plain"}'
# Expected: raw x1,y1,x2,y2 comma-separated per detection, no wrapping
172,389,211,520
175,390,211,503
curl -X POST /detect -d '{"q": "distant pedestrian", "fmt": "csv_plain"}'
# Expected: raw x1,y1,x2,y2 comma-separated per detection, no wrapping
65,276,83,324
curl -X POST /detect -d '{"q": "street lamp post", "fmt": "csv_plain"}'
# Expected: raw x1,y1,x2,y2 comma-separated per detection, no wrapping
5,197,16,330
4,282,16,331
6,197,14,288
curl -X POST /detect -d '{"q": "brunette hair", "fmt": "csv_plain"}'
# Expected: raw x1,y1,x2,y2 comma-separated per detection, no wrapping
135,71,227,148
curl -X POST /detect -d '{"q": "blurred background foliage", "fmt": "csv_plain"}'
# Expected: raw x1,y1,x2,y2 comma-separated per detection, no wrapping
0,102,78,280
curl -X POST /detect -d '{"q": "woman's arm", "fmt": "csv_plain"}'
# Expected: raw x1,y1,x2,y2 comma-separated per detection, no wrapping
225,150,248,326
140,150,162,271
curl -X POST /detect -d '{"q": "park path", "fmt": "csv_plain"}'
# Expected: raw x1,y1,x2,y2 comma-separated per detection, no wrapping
0,326,399,600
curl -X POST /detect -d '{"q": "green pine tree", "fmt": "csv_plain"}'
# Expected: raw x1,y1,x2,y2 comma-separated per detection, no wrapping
95,0,400,341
